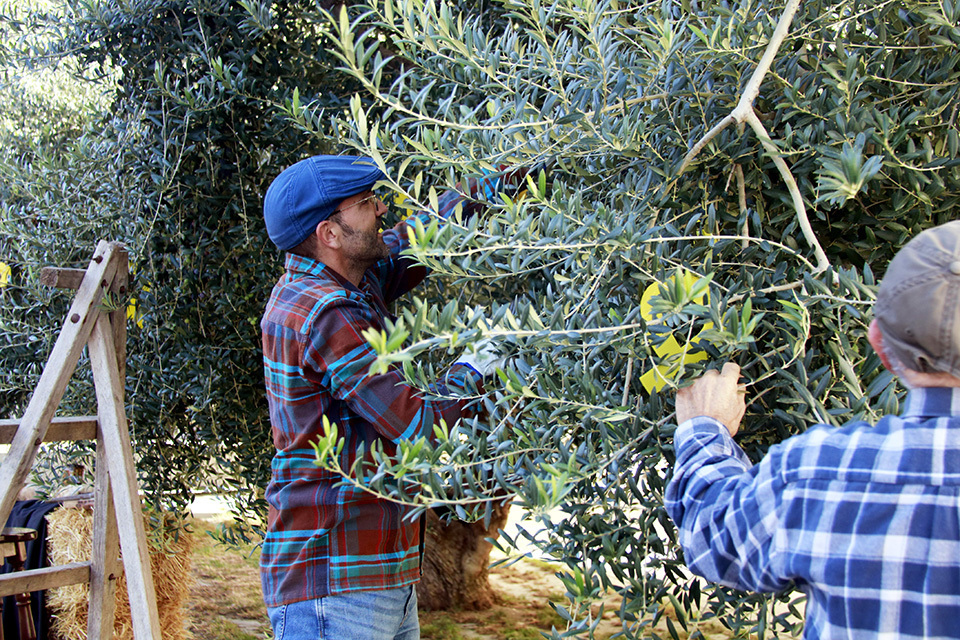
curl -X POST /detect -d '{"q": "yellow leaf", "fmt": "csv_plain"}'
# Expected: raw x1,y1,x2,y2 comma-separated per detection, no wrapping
640,365,671,393
640,271,714,394
0,262,10,288
127,298,143,329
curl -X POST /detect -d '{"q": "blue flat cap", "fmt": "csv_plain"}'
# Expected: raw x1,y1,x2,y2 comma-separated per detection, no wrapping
263,155,386,251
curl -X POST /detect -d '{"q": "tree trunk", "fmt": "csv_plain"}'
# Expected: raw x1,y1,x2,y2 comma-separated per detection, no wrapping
418,503,511,611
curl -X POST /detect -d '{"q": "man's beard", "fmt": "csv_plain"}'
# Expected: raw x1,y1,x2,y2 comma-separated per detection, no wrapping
340,220,389,268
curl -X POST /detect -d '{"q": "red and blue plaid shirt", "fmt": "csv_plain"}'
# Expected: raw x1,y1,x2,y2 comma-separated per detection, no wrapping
260,176,505,607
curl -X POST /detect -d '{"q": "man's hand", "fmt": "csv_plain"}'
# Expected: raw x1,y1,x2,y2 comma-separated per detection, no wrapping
675,362,747,436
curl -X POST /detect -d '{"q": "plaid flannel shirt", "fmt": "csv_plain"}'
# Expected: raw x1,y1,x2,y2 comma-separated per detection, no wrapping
665,387,960,639
260,175,507,607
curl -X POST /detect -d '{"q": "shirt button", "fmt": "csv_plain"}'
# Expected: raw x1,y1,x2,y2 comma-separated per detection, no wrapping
950,261,960,276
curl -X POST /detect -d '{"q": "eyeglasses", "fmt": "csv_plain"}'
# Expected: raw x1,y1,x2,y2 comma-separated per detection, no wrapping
331,193,380,216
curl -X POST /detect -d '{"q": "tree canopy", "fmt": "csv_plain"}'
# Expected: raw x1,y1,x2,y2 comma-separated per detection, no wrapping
1,0,958,635
0,0,366,529
309,0,960,635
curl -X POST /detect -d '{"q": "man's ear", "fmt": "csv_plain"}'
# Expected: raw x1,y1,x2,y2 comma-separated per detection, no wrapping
868,319,896,373
315,219,341,250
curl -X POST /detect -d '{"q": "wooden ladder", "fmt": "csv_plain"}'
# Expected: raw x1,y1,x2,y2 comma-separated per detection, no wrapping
0,241,162,639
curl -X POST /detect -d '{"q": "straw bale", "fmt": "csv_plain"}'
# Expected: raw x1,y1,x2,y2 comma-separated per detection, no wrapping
46,506,194,640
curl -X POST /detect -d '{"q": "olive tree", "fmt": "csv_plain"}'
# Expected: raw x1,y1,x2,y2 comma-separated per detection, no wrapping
0,0,518,610
0,0,365,527
307,0,960,636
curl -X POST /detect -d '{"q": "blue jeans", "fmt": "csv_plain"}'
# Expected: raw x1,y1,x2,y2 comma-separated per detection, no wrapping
267,585,420,640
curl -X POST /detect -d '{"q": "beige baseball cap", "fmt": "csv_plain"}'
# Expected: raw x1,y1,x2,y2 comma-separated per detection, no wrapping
875,220,960,377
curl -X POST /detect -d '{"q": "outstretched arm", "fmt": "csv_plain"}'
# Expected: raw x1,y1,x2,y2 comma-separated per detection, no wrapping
665,363,791,592
302,297,479,444
376,168,537,302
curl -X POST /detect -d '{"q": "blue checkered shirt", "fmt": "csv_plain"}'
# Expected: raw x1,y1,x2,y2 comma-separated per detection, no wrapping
665,387,960,639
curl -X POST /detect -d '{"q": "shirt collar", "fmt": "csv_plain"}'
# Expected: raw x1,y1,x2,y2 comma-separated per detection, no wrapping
283,252,361,293
900,387,960,420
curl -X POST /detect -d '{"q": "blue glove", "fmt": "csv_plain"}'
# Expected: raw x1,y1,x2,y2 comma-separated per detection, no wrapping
479,157,555,200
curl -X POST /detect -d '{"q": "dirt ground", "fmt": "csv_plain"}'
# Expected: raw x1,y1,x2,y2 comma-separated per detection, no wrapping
423,553,625,640
183,517,591,640
185,520,269,640
183,521,610,640
183,517,741,640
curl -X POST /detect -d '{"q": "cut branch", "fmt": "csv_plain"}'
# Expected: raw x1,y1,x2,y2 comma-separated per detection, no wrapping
678,115,735,175
744,111,829,273
677,0,829,273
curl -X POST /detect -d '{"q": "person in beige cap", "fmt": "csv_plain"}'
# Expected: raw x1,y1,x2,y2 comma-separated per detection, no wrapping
665,220,960,640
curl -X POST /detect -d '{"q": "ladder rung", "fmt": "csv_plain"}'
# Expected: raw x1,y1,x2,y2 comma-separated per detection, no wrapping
0,416,98,445
39,267,86,290
0,561,92,597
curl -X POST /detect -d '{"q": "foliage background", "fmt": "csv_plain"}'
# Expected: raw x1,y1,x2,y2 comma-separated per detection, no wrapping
310,0,960,636
0,0,958,636
0,0,366,529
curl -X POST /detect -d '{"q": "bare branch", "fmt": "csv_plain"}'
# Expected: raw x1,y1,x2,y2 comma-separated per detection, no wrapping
680,0,802,170
730,0,803,123
677,0,828,273
744,111,830,273
678,114,735,175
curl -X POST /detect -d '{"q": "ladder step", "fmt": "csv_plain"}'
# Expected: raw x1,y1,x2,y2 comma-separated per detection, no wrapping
39,267,86,290
0,416,98,445
0,561,92,597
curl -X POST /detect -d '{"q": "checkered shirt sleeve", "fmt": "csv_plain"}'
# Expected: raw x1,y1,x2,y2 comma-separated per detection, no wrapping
665,387,960,639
